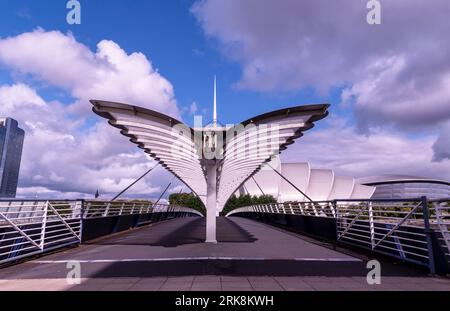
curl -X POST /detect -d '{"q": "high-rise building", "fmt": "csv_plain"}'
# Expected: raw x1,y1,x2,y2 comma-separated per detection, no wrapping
0,118,25,198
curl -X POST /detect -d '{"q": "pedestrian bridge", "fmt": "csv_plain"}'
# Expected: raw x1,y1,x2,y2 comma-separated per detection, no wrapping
0,217,366,278
0,198,449,291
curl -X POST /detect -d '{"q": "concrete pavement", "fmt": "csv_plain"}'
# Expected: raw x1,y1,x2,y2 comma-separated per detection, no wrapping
0,275,449,291
0,217,449,291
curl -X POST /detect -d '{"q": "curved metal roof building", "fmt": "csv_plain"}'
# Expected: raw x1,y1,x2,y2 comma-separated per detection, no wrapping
91,99,329,242
358,175,450,200
240,162,376,202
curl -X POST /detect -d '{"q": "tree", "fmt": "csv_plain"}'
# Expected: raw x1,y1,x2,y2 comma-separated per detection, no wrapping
169,192,206,216
221,194,277,216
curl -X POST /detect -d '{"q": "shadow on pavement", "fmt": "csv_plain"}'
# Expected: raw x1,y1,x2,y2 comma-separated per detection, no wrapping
87,217,258,247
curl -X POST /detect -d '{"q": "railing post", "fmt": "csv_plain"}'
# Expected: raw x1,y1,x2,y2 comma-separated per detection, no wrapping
333,200,339,242
79,200,84,242
329,201,336,218
368,201,375,249
311,202,319,216
298,202,304,215
83,201,91,218
421,196,436,274
39,201,49,250
103,202,110,217
289,203,294,215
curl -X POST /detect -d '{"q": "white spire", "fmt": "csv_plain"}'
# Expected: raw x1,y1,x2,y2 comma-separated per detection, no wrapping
213,76,217,128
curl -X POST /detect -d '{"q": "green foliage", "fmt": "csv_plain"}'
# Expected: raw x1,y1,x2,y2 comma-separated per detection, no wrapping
221,194,277,216
169,192,206,216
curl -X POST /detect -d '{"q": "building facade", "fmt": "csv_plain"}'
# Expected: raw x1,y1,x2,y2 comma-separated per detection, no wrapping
358,175,450,200
0,118,25,198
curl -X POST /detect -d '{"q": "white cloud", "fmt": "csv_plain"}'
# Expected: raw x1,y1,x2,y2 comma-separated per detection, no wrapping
0,29,179,118
282,117,450,181
0,83,176,199
192,0,450,162
0,30,183,198
433,121,450,161
189,101,198,115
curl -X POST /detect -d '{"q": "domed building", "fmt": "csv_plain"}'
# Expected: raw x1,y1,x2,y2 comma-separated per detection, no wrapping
358,175,450,200
238,161,376,202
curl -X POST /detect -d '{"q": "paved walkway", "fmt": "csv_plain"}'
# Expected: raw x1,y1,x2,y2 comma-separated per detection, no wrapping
1,275,449,291
0,217,449,291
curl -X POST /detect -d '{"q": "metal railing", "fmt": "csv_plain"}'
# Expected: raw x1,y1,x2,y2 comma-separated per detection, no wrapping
429,198,450,262
226,201,336,218
1,200,202,265
226,198,450,273
335,198,434,272
0,200,82,265
82,200,203,218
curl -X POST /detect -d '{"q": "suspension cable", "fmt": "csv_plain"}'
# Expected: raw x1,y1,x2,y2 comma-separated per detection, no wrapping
152,177,174,207
111,164,159,202
252,176,266,196
266,163,313,202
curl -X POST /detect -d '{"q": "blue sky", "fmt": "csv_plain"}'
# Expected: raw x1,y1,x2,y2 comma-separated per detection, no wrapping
0,0,335,126
0,0,449,199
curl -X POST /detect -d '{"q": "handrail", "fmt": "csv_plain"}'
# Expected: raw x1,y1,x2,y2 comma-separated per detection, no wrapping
225,198,450,274
0,200,202,266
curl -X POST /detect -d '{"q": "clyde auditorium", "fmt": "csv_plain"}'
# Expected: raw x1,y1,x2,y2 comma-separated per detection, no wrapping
358,175,450,200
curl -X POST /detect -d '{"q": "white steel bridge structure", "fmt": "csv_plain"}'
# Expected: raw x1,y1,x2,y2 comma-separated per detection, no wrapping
91,100,330,243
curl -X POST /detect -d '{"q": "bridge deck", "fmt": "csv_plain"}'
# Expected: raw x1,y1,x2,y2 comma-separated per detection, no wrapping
0,217,449,291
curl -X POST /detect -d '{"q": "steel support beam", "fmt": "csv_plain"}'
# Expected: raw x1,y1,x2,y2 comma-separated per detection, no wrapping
205,160,217,243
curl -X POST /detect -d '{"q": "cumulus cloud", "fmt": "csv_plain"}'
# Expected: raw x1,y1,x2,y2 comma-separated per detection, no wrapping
192,0,450,162
0,29,179,117
433,121,450,161
189,101,198,115
0,83,174,199
0,30,182,198
282,117,450,181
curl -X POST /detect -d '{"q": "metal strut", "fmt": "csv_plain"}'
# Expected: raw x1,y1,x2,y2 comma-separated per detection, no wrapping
111,164,159,201
152,182,172,207
252,176,266,196
266,163,313,202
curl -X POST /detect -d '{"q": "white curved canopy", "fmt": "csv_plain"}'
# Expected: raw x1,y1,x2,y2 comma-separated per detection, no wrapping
240,162,376,202
92,100,329,211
